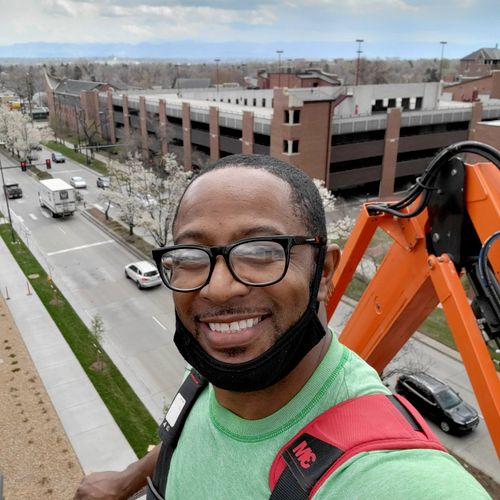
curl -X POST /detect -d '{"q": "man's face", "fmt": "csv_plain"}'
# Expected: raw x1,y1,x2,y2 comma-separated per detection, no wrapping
172,167,317,364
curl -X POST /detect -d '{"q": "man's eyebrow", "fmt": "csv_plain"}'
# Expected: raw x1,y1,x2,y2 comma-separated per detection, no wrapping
175,225,285,243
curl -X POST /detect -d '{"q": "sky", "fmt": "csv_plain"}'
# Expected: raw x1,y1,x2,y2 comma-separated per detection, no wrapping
0,0,498,60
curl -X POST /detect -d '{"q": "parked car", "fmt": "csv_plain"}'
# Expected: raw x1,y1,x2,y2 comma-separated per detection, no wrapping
395,372,479,434
70,176,87,189
51,152,65,163
96,176,110,189
124,261,162,289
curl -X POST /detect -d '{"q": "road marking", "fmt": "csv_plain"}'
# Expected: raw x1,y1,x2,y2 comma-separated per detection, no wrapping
152,316,167,330
40,209,50,218
58,226,66,234
47,239,114,256
29,213,38,220
59,169,83,173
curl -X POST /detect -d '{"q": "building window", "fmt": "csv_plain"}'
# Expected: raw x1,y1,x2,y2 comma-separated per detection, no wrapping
416,97,423,109
244,98,248,105
284,109,301,124
283,139,299,155
253,98,257,106
262,98,266,107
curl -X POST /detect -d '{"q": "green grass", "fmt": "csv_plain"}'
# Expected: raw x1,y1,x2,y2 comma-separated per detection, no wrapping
46,140,109,175
0,224,158,457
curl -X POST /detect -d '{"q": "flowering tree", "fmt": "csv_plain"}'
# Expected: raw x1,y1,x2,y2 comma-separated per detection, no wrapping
313,178,354,244
0,107,41,159
138,153,192,247
104,156,146,235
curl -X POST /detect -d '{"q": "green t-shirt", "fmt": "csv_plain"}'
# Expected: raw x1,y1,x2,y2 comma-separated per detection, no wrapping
165,335,490,499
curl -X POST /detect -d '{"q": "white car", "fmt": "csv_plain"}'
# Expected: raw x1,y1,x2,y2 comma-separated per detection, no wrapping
124,261,162,289
70,176,87,189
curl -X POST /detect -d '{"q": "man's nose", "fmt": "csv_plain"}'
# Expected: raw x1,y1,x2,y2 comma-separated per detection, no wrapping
199,256,249,303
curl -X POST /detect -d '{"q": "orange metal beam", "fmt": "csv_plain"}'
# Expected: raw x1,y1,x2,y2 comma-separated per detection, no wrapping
428,254,500,457
326,161,500,458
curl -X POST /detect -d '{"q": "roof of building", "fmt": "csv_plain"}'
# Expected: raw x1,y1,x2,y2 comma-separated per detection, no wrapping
442,73,493,89
174,78,212,89
55,79,106,95
461,47,500,61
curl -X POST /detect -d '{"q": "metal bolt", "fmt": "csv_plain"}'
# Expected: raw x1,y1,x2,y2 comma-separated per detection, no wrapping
432,233,440,243
451,168,457,176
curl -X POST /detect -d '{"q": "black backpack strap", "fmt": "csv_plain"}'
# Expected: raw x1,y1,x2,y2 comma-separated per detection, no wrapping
146,368,207,500
269,394,447,499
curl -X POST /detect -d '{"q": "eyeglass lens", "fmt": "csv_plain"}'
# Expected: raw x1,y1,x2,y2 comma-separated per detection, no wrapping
160,240,287,290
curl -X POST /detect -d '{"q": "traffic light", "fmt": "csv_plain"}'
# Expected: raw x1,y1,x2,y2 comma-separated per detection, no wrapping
21,160,27,172
45,158,52,169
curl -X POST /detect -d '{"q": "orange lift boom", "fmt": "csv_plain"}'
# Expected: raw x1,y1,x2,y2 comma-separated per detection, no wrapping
326,142,500,458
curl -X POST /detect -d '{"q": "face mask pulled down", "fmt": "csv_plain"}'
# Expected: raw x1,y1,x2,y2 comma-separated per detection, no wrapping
173,247,327,392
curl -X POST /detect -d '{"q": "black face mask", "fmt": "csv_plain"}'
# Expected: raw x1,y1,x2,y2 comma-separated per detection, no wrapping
173,246,327,392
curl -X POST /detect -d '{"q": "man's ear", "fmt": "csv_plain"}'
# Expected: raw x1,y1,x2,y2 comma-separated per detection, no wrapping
317,244,340,303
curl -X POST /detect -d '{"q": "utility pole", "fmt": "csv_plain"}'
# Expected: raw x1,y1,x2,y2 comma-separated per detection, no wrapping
25,70,33,122
355,39,364,86
276,50,283,88
0,159,16,242
439,41,447,82
214,58,220,99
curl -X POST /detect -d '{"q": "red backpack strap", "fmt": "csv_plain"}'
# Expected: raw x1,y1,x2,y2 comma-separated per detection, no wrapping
269,394,447,500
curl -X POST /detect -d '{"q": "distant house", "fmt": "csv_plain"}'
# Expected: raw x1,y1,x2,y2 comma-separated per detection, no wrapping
459,48,500,79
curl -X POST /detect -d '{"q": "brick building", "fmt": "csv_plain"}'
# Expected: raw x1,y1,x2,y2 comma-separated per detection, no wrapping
44,73,500,197
442,70,500,102
459,48,500,79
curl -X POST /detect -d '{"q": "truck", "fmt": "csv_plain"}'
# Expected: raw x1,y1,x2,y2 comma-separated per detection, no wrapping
38,178,76,217
3,183,23,199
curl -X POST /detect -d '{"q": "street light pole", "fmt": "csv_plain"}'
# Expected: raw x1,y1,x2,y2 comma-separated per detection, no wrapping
214,58,220,99
355,39,364,86
439,41,447,82
0,158,16,242
276,50,283,87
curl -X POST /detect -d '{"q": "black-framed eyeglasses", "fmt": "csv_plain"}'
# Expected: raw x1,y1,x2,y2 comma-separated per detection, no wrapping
152,235,326,292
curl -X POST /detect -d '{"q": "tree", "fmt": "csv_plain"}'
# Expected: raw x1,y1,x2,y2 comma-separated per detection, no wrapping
138,153,192,247
4,109,41,159
313,179,354,244
105,156,146,235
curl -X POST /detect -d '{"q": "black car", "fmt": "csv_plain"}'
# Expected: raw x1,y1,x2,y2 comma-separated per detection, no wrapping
395,372,479,434
51,152,65,163
96,176,110,189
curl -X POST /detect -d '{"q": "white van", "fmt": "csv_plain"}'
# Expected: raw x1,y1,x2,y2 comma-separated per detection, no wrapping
38,178,76,217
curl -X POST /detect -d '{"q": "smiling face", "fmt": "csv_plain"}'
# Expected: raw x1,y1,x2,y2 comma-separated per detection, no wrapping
172,167,318,364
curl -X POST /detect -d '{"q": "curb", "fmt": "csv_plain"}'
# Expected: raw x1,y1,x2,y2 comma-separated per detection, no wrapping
79,209,152,263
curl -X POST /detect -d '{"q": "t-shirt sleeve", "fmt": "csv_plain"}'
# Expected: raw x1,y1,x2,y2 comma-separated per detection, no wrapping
313,449,491,499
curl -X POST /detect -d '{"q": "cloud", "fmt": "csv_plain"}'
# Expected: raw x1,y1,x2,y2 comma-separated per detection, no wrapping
284,0,418,12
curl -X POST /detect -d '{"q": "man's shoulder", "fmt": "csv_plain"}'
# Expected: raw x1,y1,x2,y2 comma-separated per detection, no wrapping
314,448,490,499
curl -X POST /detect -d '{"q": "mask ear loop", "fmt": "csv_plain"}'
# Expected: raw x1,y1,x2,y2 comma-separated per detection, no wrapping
310,244,327,314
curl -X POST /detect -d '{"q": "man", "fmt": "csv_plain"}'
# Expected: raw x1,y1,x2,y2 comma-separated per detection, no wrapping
75,154,489,499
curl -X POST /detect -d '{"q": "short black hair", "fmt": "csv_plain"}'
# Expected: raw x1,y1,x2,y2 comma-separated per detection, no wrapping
173,154,326,239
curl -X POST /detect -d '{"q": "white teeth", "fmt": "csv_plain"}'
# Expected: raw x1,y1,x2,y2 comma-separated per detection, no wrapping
208,317,261,333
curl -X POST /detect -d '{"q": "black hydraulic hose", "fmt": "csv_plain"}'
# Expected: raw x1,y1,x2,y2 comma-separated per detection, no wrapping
367,141,500,218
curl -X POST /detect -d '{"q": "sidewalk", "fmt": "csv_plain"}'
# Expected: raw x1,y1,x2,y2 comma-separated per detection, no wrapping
0,234,137,474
